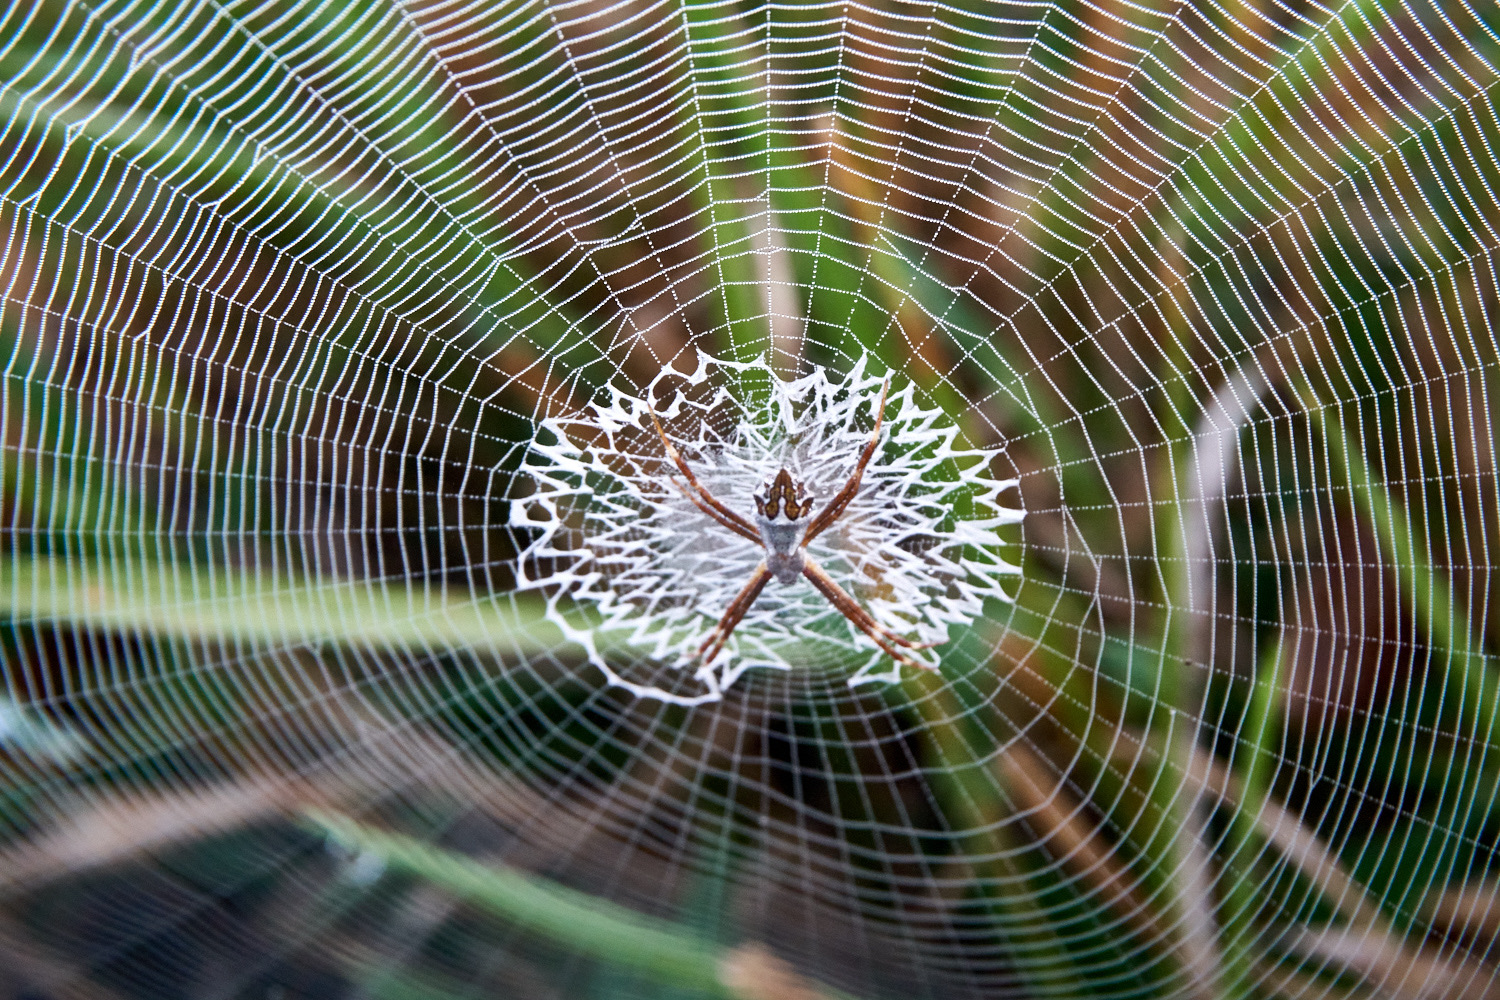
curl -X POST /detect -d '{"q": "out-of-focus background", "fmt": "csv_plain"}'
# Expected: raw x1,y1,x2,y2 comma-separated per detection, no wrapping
3,1,1500,997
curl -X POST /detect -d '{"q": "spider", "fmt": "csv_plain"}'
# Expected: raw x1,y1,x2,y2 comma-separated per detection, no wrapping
649,379,940,672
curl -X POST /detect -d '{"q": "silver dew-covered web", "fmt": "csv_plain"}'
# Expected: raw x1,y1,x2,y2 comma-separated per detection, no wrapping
512,352,1023,701
3,0,1500,998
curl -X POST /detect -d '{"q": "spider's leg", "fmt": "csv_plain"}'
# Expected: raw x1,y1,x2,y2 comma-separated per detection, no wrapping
801,556,941,671
667,477,756,540
697,562,773,666
804,378,890,543
648,410,760,543
802,558,938,650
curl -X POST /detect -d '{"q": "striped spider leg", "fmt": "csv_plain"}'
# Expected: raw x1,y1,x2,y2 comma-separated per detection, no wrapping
648,378,940,672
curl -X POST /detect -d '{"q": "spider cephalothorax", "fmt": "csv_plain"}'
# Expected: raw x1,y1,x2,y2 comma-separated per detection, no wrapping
649,378,938,671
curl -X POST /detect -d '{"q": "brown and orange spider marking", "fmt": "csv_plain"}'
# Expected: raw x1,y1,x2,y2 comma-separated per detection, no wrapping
648,379,940,671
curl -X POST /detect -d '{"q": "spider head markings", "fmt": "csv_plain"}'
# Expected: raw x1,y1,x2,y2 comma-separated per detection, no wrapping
754,468,813,521
753,468,814,584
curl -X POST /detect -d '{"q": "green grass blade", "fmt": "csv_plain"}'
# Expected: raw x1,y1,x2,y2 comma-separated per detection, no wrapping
1,554,557,657
305,809,859,1000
